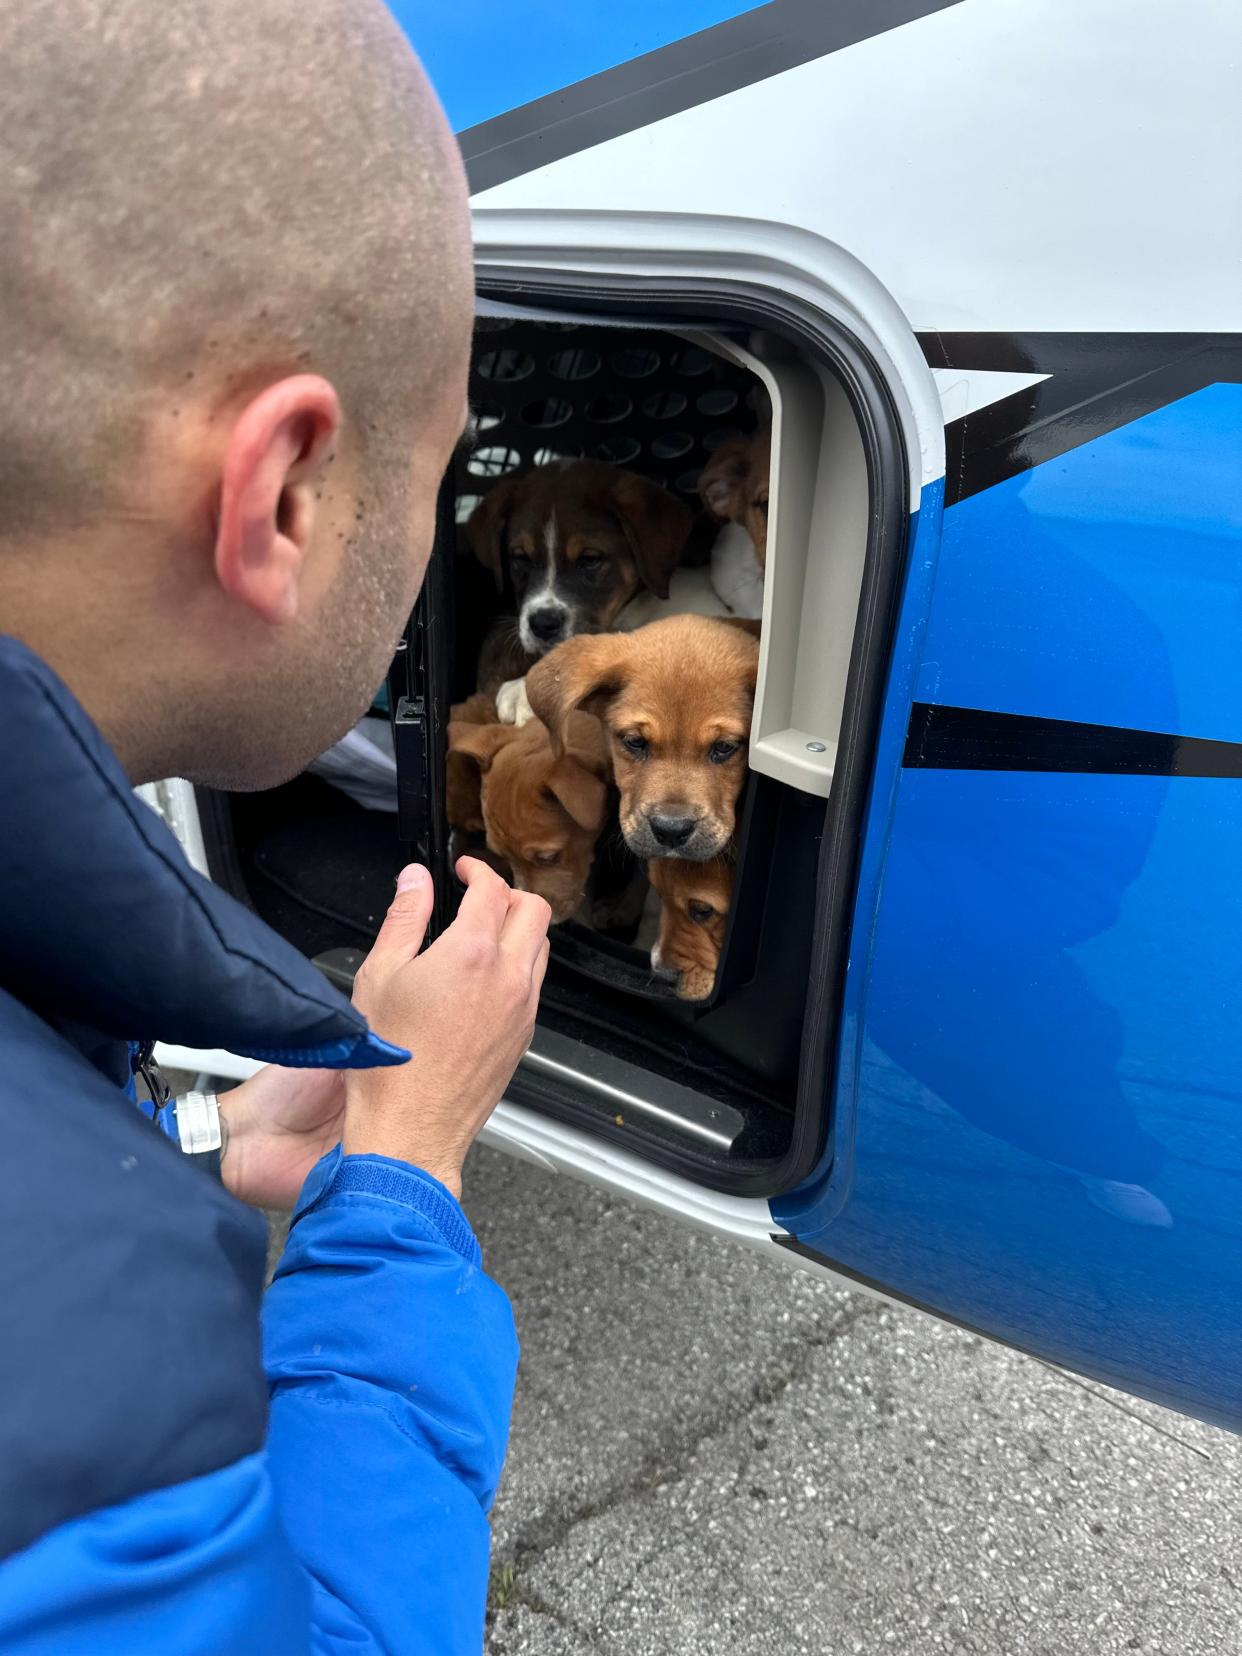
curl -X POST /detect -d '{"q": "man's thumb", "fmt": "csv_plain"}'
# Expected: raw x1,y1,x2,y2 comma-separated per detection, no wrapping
370,864,434,965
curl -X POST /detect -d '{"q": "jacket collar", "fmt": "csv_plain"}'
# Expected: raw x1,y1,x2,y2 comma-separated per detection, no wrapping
0,637,405,1070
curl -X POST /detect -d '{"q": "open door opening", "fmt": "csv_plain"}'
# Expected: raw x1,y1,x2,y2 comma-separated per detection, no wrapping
195,277,910,1199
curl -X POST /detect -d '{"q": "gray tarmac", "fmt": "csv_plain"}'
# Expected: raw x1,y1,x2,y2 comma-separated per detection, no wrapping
460,1145,1240,1656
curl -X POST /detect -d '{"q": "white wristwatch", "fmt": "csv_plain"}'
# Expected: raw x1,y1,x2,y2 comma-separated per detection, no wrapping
170,1090,225,1176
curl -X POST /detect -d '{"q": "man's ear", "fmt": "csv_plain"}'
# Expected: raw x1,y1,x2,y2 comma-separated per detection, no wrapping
545,755,609,833
525,634,630,757
608,472,692,599
464,475,523,591
215,375,342,625
697,438,751,524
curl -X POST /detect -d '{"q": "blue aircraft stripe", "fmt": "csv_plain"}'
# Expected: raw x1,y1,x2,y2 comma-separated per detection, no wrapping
386,1,768,134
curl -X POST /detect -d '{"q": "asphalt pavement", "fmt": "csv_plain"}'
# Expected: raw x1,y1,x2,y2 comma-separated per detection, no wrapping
458,1144,1240,1656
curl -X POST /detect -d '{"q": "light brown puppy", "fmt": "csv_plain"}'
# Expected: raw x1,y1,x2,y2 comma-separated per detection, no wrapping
698,430,771,568
647,856,734,1001
526,614,758,863
447,711,611,922
445,691,500,834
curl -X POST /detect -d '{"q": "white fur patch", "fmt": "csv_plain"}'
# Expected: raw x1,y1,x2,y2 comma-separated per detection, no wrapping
496,676,535,727
517,508,572,654
615,566,732,632
709,523,764,619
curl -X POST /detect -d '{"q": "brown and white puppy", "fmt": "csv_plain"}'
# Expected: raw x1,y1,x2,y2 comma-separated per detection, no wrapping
526,614,758,864
647,856,734,1002
446,710,610,923
466,459,693,658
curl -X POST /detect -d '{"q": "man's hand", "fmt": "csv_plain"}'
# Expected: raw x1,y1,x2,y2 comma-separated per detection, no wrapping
220,1064,346,1210
344,858,551,1195
220,859,550,1208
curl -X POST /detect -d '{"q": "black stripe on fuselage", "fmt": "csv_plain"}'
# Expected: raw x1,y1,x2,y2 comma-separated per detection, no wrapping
920,333,1242,505
461,0,967,194
904,703,1242,779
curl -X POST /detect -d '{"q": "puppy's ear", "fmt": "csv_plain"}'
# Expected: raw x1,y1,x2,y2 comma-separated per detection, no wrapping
608,472,692,600
450,690,502,728
545,756,609,834
446,721,509,832
744,636,760,698
445,750,485,832
563,709,612,781
447,719,515,773
713,617,761,697
526,635,629,757
464,476,522,591
697,439,751,523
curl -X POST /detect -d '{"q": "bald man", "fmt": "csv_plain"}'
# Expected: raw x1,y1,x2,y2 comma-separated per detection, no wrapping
0,4,550,1653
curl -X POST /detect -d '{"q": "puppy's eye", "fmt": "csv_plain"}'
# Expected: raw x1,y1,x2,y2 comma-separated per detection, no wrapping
620,733,649,759
688,900,715,924
708,739,740,764
532,850,560,867
755,497,769,519
577,550,606,573
509,548,532,567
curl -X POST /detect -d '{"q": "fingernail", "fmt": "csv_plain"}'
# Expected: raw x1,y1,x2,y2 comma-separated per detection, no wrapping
396,865,429,892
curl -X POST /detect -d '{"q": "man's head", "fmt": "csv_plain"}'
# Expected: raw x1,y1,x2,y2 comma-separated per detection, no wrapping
0,0,472,786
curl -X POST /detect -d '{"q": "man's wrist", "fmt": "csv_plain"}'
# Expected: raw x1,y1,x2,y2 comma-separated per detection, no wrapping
340,1130,463,1199
215,1088,246,1198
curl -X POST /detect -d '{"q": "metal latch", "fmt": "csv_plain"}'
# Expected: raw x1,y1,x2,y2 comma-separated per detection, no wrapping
393,694,431,863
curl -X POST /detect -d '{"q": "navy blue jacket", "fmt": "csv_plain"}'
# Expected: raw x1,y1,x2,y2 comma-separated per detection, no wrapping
0,639,518,1653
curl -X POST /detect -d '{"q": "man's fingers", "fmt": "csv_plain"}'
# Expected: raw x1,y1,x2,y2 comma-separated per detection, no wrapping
366,864,435,968
530,935,551,996
500,890,553,967
455,855,512,935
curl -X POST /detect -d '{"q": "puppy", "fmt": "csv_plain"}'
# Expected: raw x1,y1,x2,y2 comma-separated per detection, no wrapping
446,711,610,923
446,691,499,835
698,431,770,620
526,614,758,864
648,856,734,1002
466,459,693,658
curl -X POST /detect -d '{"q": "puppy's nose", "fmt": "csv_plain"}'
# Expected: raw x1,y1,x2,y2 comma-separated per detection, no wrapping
648,813,696,849
527,606,566,644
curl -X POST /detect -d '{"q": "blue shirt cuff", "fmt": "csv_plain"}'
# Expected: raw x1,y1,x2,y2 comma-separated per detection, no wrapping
294,1147,480,1265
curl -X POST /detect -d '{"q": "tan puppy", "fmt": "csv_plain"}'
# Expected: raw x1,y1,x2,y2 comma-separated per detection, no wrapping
698,430,771,567
648,857,734,1001
446,711,610,922
526,614,758,863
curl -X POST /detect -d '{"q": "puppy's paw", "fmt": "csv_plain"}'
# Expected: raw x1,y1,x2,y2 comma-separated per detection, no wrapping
496,676,535,727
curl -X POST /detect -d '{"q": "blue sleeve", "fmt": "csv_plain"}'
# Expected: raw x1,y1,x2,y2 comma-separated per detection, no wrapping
0,1455,310,1656
0,1148,516,1656
262,1148,520,1655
